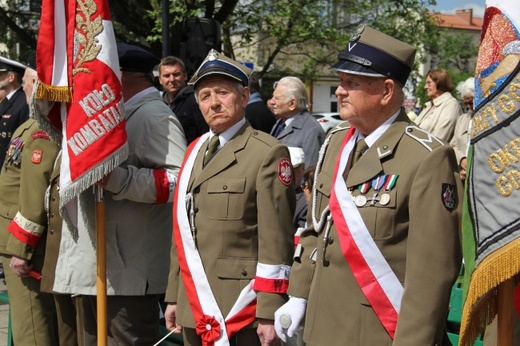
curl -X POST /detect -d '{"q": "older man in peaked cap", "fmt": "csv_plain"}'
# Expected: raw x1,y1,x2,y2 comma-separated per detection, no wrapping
51,43,186,345
164,49,296,346
0,56,29,167
275,25,462,345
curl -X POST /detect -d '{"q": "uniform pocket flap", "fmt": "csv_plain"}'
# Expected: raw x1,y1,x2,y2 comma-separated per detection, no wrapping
217,257,257,279
207,177,246,194
315,171,332,197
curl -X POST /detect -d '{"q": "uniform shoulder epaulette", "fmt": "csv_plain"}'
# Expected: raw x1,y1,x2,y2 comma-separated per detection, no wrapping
404,125,444,152
251,130,280,147
329,122,350,135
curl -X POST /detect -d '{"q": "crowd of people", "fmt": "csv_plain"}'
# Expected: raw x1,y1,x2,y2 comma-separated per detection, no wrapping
0,23,489,346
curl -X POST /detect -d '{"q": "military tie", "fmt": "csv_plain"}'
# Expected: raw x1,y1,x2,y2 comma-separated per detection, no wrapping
351,138,368,166
203,135,220,166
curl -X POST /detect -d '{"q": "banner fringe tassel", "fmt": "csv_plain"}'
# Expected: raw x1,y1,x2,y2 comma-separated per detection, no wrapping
36,81,72,103
459,238,520,346
59,143,129,210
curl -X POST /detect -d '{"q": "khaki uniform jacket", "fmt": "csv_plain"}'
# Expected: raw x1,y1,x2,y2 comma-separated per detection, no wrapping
165,123,296,328
288,111,462,346
0,119,59,267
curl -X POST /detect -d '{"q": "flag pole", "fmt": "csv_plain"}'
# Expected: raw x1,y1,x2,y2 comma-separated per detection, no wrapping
95,185,108,346
497,278,514,346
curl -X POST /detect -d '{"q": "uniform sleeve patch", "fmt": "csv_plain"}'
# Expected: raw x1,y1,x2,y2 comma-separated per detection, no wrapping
31,130,50,140
442,183,456,211
31,150,43,164
278,157,293,186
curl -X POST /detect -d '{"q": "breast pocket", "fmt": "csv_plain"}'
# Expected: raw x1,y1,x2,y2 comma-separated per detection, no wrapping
358,187,398,240
206,177,246,220
314,171,332,204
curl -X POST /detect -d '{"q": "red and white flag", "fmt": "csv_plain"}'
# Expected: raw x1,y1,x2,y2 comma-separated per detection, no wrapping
35,0,128,207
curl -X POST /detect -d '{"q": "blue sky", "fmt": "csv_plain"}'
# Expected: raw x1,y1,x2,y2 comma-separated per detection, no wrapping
429,0,486,17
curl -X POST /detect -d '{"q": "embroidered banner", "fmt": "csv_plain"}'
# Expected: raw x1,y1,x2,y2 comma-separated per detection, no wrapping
460,1,520,344
35,0,128,207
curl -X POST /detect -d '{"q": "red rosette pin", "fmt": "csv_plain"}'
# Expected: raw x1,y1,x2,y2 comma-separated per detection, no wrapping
196,314,221,345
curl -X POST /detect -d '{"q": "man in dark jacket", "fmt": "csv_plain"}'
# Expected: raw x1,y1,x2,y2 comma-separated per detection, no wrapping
0,56,29,166
159,56,208,144
245,72,276,133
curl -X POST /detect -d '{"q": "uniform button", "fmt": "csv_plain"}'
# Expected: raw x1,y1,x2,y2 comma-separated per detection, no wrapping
51,212,55,218
327,237,334,244
194,207,199,213
50,229,54,235
194,187,200,193
383,145,388,150
51,196,56,201
26,246,33,253
407,128,413,132
223,185,228,190
320,183,323,188
56,186,60,191
241,270,247,276
323,259,330,267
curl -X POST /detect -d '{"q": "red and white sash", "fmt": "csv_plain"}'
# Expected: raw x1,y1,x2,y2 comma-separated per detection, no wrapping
173,134,257,346
328,127,403,338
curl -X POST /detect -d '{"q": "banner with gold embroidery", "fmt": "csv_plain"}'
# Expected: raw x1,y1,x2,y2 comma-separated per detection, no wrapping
36,0,128,207
460,1,520,345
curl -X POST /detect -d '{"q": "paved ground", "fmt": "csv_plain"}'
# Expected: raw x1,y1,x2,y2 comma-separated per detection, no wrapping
0,276,9,346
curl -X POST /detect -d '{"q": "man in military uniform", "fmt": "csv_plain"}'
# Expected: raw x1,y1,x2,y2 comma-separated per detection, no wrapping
164,49,296,346
0,61,60,345
275,26,462,345
0,56,30,166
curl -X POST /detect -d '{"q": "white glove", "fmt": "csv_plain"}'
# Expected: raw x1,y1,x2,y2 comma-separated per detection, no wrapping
274,297,307,342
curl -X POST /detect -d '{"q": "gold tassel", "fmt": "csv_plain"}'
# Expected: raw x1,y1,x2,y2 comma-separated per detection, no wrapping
36,82,72,103
459,238,520,346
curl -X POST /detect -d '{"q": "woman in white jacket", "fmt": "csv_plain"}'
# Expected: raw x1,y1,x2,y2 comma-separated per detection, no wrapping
415,68,462,143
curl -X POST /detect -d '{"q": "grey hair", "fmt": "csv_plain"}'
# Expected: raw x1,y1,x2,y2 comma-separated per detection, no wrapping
274,76,310,111
456,77,475,98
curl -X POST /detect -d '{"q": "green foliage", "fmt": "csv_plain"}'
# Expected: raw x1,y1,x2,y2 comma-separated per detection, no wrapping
0,0,40,60
0,0,475,93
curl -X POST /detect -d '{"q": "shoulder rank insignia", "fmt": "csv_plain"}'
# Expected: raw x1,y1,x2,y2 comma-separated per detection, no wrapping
441,183,456,211
405,125,443,152
31,130,50,140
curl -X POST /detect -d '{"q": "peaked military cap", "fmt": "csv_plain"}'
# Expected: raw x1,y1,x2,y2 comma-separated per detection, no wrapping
188,49,252,88
0,56,26,75
117,43,160,73
332,25,416,85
